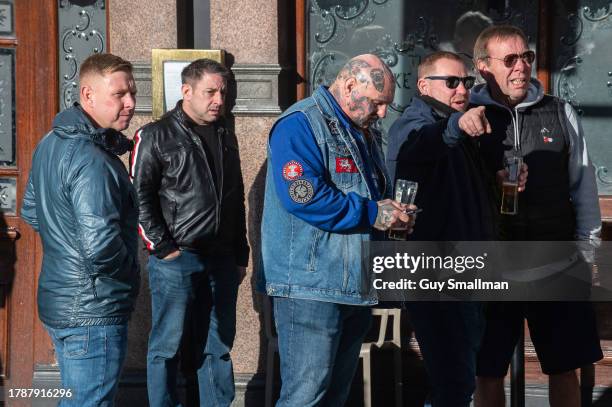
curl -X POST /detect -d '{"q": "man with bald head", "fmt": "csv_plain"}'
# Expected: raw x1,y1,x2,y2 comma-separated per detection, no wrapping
387,50,504,407
22,53,139,406
259,54,415,406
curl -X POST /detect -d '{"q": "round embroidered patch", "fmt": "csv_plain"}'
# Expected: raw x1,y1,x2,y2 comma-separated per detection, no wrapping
283,160,304,181
288,179,314,204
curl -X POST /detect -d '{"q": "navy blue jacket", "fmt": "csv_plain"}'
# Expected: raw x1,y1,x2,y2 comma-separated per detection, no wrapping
22,105,139,328
386,96,497,241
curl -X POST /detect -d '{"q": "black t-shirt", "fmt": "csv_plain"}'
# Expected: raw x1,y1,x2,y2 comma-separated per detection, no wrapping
182,110,222,196
193,123,221,196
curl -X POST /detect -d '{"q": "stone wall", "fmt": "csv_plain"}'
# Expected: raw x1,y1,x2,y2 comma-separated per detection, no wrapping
107,0,284,375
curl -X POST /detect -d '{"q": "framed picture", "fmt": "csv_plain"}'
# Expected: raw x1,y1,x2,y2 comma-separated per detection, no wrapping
151,49,225,119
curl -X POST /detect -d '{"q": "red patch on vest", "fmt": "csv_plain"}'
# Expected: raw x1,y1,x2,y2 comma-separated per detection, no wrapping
282,160,304,180
543,136,554,143
335,157,358,173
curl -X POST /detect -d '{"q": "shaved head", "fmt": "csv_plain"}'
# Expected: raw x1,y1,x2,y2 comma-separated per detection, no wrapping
329,54,395,129
334,54,394,93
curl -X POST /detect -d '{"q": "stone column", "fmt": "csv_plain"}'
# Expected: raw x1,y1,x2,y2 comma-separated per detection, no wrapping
106,0,287,391
210,0,282,377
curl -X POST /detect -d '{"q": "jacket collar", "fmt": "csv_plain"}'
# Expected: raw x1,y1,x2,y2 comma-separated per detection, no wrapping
52,103,133,155
470,77,544,111
416,95,459,119
312,86,356,130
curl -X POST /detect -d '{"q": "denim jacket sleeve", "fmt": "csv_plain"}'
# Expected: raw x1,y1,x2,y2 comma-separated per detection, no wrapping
269,112,377,232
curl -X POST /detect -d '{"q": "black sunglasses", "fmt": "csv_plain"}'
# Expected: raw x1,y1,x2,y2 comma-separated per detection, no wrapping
424,75,476,90
486,50,535,68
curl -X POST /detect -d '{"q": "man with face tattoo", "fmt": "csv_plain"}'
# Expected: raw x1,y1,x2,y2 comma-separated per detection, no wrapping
259,54,416,406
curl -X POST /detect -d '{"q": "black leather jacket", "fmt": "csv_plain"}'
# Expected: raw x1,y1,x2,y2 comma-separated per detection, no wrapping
130,103,249,265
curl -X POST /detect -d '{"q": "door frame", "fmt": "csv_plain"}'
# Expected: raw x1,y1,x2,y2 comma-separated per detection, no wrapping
0,0,58,393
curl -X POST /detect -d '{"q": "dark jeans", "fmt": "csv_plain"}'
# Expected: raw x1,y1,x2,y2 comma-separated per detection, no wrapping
405,302,484,407
272,297,372,407
46,323,129,407
147,252,239,407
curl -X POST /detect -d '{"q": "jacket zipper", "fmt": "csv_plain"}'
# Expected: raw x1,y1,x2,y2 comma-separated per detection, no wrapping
502,105,521,153
91,276,98,299
177,116,222,237
214,129,224,235
187,126,221,209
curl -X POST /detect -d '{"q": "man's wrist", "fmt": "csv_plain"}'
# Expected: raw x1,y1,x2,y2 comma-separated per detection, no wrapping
443,112,463,146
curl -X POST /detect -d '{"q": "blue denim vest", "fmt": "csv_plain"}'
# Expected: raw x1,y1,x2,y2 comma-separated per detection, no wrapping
259,87,390,305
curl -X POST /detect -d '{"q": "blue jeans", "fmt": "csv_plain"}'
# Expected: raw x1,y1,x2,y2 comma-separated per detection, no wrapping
147,252,239,407
273,297,371,407
405,302,484,407
45,324,128,407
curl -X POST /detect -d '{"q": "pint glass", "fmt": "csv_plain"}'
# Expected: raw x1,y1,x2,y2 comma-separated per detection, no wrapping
501,155,522,215
388,179,418,240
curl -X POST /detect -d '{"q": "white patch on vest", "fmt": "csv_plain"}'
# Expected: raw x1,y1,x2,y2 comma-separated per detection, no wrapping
288,179,314,204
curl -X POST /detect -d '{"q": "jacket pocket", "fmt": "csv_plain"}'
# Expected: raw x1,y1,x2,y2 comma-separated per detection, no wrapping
94,275,134,302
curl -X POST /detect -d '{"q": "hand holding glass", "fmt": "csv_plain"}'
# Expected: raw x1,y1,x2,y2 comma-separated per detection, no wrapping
501,156,522,215
388,179,418,240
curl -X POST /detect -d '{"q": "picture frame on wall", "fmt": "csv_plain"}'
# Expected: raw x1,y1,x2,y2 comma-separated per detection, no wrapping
151,49,225,119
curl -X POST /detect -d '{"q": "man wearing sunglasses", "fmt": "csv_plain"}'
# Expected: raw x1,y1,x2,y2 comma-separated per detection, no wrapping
386,51,499,407
471,25,602,407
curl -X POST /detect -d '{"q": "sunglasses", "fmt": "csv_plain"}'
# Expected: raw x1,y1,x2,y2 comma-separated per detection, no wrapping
486,50,535,68
424,75,476,90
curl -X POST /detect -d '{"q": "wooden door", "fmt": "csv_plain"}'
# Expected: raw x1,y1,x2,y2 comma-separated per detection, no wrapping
0,0,58,403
